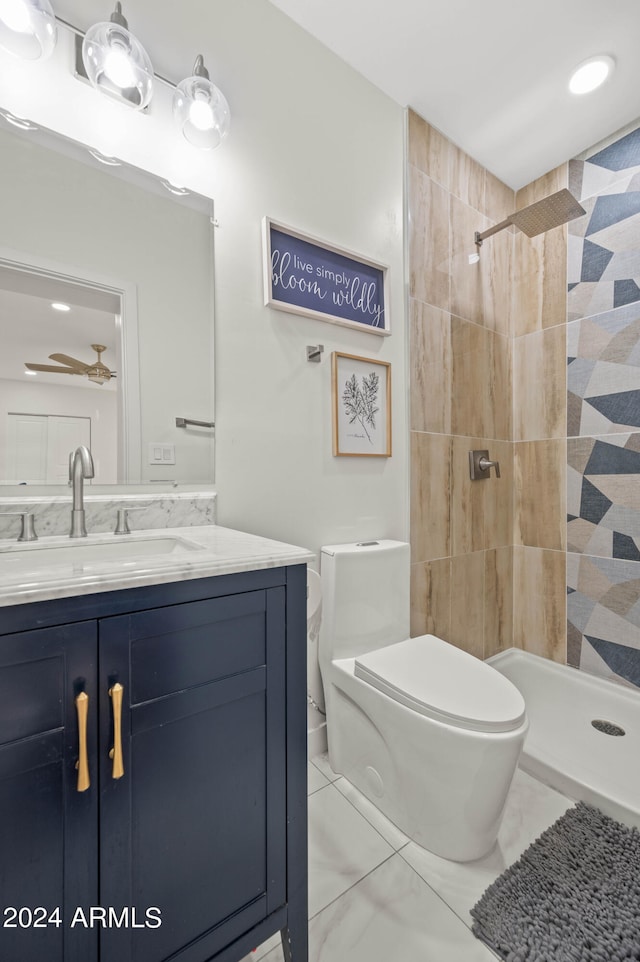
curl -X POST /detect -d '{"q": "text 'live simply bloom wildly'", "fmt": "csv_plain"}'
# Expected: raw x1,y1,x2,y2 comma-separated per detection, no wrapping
268,227,386,330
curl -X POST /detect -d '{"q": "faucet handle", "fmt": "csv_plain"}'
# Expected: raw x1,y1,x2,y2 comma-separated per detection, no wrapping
114,507,144,535
0,511,38,542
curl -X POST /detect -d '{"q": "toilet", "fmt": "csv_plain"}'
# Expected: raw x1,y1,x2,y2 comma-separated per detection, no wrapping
318,540,528,862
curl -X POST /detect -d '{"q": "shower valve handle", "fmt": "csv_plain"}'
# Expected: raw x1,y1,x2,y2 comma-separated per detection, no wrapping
469,449,501,480
478,457,501,478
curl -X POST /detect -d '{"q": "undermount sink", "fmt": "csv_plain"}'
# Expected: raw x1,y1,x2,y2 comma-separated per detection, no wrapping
0,535,204,569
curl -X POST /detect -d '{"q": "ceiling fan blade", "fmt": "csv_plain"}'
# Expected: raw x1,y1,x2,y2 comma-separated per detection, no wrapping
25,363,81,374
49,353,90,372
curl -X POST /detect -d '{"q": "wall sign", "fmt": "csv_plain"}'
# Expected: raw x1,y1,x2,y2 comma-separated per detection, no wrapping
262,218,390,336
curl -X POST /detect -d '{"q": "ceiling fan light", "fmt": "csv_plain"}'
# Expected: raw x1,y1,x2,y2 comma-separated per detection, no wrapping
86,345,112,384
87,369,110,384
173,55,230,149
82,2,153,110
0,0,57,60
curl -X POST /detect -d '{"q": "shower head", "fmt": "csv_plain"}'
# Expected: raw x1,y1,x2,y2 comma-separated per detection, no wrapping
474,188,586,249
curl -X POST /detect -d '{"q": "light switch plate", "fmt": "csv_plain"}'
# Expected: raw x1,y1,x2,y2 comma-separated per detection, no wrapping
148,443,176,465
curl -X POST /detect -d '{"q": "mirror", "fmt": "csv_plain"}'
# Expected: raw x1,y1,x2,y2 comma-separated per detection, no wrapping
0,118,215,485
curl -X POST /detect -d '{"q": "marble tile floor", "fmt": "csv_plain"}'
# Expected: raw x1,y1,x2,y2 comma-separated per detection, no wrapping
242,753,574,962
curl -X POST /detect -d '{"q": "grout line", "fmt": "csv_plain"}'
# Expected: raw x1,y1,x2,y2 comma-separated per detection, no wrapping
331,777,409,852
307,849,399,923
394,849,502,958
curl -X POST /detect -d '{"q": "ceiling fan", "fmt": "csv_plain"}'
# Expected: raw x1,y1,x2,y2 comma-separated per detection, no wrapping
25,344,116,385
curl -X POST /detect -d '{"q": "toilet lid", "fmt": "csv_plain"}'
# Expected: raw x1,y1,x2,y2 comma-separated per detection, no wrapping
354,634,526,733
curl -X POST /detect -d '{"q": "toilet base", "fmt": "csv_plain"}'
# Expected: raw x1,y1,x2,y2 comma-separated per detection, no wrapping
326,660,527,862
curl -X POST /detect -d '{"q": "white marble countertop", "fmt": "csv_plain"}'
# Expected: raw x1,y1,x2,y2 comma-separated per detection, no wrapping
0,525,314,607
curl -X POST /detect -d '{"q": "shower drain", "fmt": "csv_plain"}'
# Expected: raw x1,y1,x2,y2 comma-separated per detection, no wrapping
591,719,626,736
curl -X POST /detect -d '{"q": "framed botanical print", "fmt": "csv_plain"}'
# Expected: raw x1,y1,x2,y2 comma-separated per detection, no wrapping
331,352,391,457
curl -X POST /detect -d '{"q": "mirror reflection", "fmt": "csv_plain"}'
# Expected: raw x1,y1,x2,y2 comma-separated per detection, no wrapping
0,119,215,485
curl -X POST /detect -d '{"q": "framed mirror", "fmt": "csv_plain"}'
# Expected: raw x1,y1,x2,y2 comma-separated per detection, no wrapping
0,117,215,486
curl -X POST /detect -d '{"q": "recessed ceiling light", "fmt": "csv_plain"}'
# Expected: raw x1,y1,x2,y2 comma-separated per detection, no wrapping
51,301,71,311
24,370,37,376
569,56,615,95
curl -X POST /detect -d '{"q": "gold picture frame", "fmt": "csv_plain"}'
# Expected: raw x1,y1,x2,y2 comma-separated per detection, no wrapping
332,352,392,457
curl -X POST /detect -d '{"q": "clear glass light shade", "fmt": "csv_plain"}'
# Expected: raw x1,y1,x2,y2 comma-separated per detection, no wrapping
173,74,230,149
0,0,57,60
82,19,153,109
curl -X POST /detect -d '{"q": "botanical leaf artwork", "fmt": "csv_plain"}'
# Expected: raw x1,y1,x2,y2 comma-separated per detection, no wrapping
342,371,380,443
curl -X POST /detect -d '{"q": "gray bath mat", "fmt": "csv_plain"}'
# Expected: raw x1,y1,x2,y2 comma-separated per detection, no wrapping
471,801,640,961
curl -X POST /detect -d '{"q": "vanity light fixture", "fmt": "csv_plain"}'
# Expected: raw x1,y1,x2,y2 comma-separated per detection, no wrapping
0,0,56,60
82,2,153,110
173,54,230,150
569,55,615,95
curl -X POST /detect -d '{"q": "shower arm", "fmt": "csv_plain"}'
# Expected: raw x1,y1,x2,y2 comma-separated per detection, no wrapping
474,219,511,248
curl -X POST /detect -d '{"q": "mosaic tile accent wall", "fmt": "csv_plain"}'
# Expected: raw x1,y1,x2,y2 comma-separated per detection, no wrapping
567,122,640,689
567,553,640,687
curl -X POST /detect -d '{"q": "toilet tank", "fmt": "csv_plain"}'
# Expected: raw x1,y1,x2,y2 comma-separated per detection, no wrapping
319,540,410,661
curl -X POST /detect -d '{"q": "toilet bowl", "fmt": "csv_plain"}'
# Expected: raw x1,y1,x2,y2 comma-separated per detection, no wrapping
319,540,528,862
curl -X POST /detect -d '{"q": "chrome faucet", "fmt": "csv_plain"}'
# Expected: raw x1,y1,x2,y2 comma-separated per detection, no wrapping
69,445,95,538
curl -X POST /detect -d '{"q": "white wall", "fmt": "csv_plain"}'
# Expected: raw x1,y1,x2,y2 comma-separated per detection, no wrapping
210,4,408,556
0,0,408,557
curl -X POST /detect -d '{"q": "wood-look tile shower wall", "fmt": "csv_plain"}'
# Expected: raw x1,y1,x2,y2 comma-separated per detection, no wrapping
408,109,568,662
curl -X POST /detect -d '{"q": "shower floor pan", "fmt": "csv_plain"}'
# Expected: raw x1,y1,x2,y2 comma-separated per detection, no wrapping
489,649,640,830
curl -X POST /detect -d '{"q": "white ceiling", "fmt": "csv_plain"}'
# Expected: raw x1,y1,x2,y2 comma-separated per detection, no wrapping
0,273,117,389
267,0,640,189
43,0,640,190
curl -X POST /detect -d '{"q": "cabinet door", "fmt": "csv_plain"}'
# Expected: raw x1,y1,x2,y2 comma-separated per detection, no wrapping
98,587,287,962
0,622,99,962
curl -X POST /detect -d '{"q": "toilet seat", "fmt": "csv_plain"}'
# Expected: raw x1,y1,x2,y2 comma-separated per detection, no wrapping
354,634,526,733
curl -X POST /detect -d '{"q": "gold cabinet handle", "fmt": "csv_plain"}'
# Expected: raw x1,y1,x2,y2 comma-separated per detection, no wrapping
75,691,90,792
108,683,124,780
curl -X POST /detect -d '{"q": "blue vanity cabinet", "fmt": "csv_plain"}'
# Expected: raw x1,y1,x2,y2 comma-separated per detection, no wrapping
0,563,308,962
98,587,288,962
0,621,99,962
